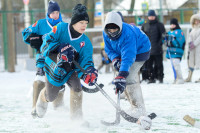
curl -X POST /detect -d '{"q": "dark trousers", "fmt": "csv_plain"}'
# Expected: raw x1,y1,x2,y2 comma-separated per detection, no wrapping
146,54,164,80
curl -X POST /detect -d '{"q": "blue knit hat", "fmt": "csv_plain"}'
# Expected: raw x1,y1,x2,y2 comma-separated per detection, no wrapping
148,10,156,16
48,1,60,15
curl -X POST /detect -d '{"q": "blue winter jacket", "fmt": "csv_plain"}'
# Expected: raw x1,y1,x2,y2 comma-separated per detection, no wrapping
40,22,94,87
22,13,62,68
166,29,185,59
103,23,151,72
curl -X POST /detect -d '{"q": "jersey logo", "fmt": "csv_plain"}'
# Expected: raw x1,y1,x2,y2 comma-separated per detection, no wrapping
52,26,57,34
32,21,38,27
80,41,85,48
175,31,178,34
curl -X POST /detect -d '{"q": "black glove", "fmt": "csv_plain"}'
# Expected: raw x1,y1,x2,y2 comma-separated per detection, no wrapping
112,58,121,72
82,67,98,86
29,33,43,51
114,71,129,94
57,43,75,72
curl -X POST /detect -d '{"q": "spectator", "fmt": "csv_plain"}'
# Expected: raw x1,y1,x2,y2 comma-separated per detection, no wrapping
185,13,200,83
141,10,166,83
164,18,185,84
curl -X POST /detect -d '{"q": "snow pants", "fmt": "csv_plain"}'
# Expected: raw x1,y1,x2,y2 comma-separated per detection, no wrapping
125,61,146,117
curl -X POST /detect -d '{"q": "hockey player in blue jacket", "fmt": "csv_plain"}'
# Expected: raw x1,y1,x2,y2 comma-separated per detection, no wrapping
36,4,98,120
22,1,64,117
103,11,152,129
164,18,185,84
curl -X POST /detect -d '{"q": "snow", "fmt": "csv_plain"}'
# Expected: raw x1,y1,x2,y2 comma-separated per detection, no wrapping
0,60,200,133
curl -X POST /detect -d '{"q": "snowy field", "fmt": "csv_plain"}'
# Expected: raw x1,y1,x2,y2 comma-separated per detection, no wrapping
0,60,200,133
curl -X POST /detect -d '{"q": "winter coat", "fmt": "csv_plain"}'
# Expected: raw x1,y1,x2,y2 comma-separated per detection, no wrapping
40,22,94,87
188,13,200,69
165,29,185,59
141,19,166,55
22,14,62,68
103,16,151,72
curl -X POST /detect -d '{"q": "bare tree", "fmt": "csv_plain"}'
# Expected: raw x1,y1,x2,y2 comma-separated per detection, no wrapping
128,0,135,14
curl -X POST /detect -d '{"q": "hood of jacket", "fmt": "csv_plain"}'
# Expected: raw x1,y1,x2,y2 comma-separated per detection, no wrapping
190,13,200,28
104,11,122,34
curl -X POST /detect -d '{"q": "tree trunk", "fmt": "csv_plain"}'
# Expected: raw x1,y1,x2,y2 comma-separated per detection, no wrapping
128,0,135,15
7,0,15,72
85,0,95,28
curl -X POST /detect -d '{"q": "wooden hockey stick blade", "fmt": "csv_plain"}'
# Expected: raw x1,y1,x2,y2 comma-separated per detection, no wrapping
183,115,200,129
183,115,195,126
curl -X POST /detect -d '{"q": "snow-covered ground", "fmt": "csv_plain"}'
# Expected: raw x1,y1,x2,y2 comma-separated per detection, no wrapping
0,60,200,133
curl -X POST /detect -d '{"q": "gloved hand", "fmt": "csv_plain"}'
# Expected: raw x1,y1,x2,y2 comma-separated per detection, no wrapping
112,58,121,72
137,116,152,130
189,41,195,50
102,57,110,64
57,43,75,72
113,71,129,94
29,33,43,51
82,67,98,86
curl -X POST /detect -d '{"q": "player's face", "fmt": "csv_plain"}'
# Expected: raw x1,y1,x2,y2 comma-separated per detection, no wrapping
73,20,88,34
107,28,118,33
148,16,156,20
49,11,60,20
170,24,176,29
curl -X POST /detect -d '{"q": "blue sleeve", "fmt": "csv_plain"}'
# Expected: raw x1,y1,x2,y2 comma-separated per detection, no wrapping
120,34,137,72
22,21,40,44
40,24,62,57
77,37,94,78
103,32,119,61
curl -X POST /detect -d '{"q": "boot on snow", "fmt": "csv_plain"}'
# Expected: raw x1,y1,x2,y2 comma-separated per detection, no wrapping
36,88,48,118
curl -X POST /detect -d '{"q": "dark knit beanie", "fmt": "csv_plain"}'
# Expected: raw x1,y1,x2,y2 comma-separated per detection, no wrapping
170,18,178,25
71,4,89,25
148,10,156,16
48,0,60,15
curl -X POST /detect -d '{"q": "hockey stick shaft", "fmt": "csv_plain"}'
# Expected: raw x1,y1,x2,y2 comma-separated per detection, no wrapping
167,48,177,80
101,91,121,126
73,60,156,123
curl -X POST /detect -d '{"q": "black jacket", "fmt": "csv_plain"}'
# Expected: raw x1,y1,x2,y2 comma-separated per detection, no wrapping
141,19,165,55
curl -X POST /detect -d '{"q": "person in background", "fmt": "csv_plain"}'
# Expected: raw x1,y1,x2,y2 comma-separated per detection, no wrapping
22,0,64,117
36,4,98,123
141,10,166,83
103,11,152,130
185,13,200,83
164,18,185,84
137,17,145,26
97,48,112,73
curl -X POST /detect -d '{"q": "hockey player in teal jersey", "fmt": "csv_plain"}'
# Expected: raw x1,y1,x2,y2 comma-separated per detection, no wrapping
164,18,185,84
22,1,64,117
36,4,98,121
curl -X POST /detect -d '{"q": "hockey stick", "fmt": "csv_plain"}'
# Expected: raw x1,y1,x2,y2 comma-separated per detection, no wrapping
183,115,200,129
167,48,177,80
166,37,177,80
72,60,157,124
81,84,100,93
101,91,121,126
